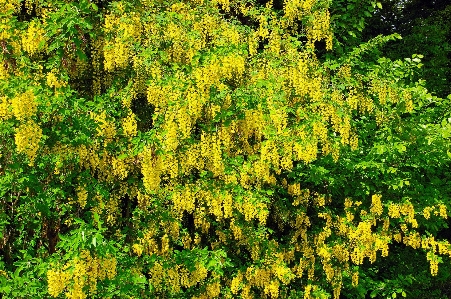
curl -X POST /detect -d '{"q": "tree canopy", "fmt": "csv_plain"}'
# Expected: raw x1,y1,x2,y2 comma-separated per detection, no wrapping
1,0,451,298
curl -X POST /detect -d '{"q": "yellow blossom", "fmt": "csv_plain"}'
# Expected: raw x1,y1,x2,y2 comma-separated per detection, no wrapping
14,120,42,165
370,194,383,216
231,272,242,294
47,269,70,297
437,204,447,219
76,186,88,208
22,20,46,55
423,206,433,219
46,71,66,89
352,271,359,287
11,90,37,120
0,96,10,119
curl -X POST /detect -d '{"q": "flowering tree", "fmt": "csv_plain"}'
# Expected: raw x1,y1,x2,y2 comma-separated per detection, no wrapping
1,0,451,298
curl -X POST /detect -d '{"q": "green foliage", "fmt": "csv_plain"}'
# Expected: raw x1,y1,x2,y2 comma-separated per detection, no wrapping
0,0,451,298
363,1,451,97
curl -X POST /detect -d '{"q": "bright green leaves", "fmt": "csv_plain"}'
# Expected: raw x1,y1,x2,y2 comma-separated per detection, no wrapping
45,0,98,68
1,1,451,299
331,0,381,44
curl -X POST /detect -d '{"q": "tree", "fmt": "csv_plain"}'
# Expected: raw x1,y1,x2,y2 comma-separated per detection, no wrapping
362,0,451,98
1,0,451,298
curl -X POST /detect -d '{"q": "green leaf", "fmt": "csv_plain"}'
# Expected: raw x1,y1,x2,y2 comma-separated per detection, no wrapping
207,259,216,269
93,212,100,223
376,2,382,9
76,49,88,61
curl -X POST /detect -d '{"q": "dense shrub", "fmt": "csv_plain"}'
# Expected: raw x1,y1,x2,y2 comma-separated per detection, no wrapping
1,0,451,298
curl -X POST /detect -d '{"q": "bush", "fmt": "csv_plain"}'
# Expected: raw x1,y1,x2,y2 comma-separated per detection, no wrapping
1,0,451,298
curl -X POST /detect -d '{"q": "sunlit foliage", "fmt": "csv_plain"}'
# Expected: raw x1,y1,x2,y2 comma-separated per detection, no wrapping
1,0,451,298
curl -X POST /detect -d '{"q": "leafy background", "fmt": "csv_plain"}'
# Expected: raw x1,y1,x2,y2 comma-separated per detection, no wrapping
1,0,451,298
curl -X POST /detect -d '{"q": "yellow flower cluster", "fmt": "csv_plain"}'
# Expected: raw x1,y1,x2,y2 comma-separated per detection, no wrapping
161,112,180,154
389,201,418,228
437,204,447,218
231,272,243,294
426,251,439,276
91,111,116,145
233,192,269,224
11,90,37,120
0,60,9,80
303,284,314,299
149,261,211,293
264,279,280,298
205,281,221,298
437,240,451,256
269,105,288,136
370,194,383,216
103,12,141,71
47,251,117,298
76,144,104,176
0,96,10,120
47,268,71,297
371,80,389,106
238,109,264,151
293,140,318,164
14,120,42,165
346,219,391,265
402,90,413,112
213,0,231,12
193,53,245,96
21,20,46,55
76,185,88,208
200,132,225,177
345,88,359,111
422,204,448,220
46,71,67,89
141,148,163,191
136,227,159,255
104,197,120,225
111,156,129,180
288,53,319,99
349,133,359,150
307,10,333,50
283,0,316,24
132,243,144,256
333,192,451,282
121,111,137,137
338,64,352,79
313,121,328,142
387,203,401,218
0,0,20,14
351,271,359,287
403,231,421,249
135,190,151,210
423,206,433,219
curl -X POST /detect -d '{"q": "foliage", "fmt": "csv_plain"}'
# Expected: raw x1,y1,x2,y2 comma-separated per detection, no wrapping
330,0,382,46
1,0,451,298
362,0,451,98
